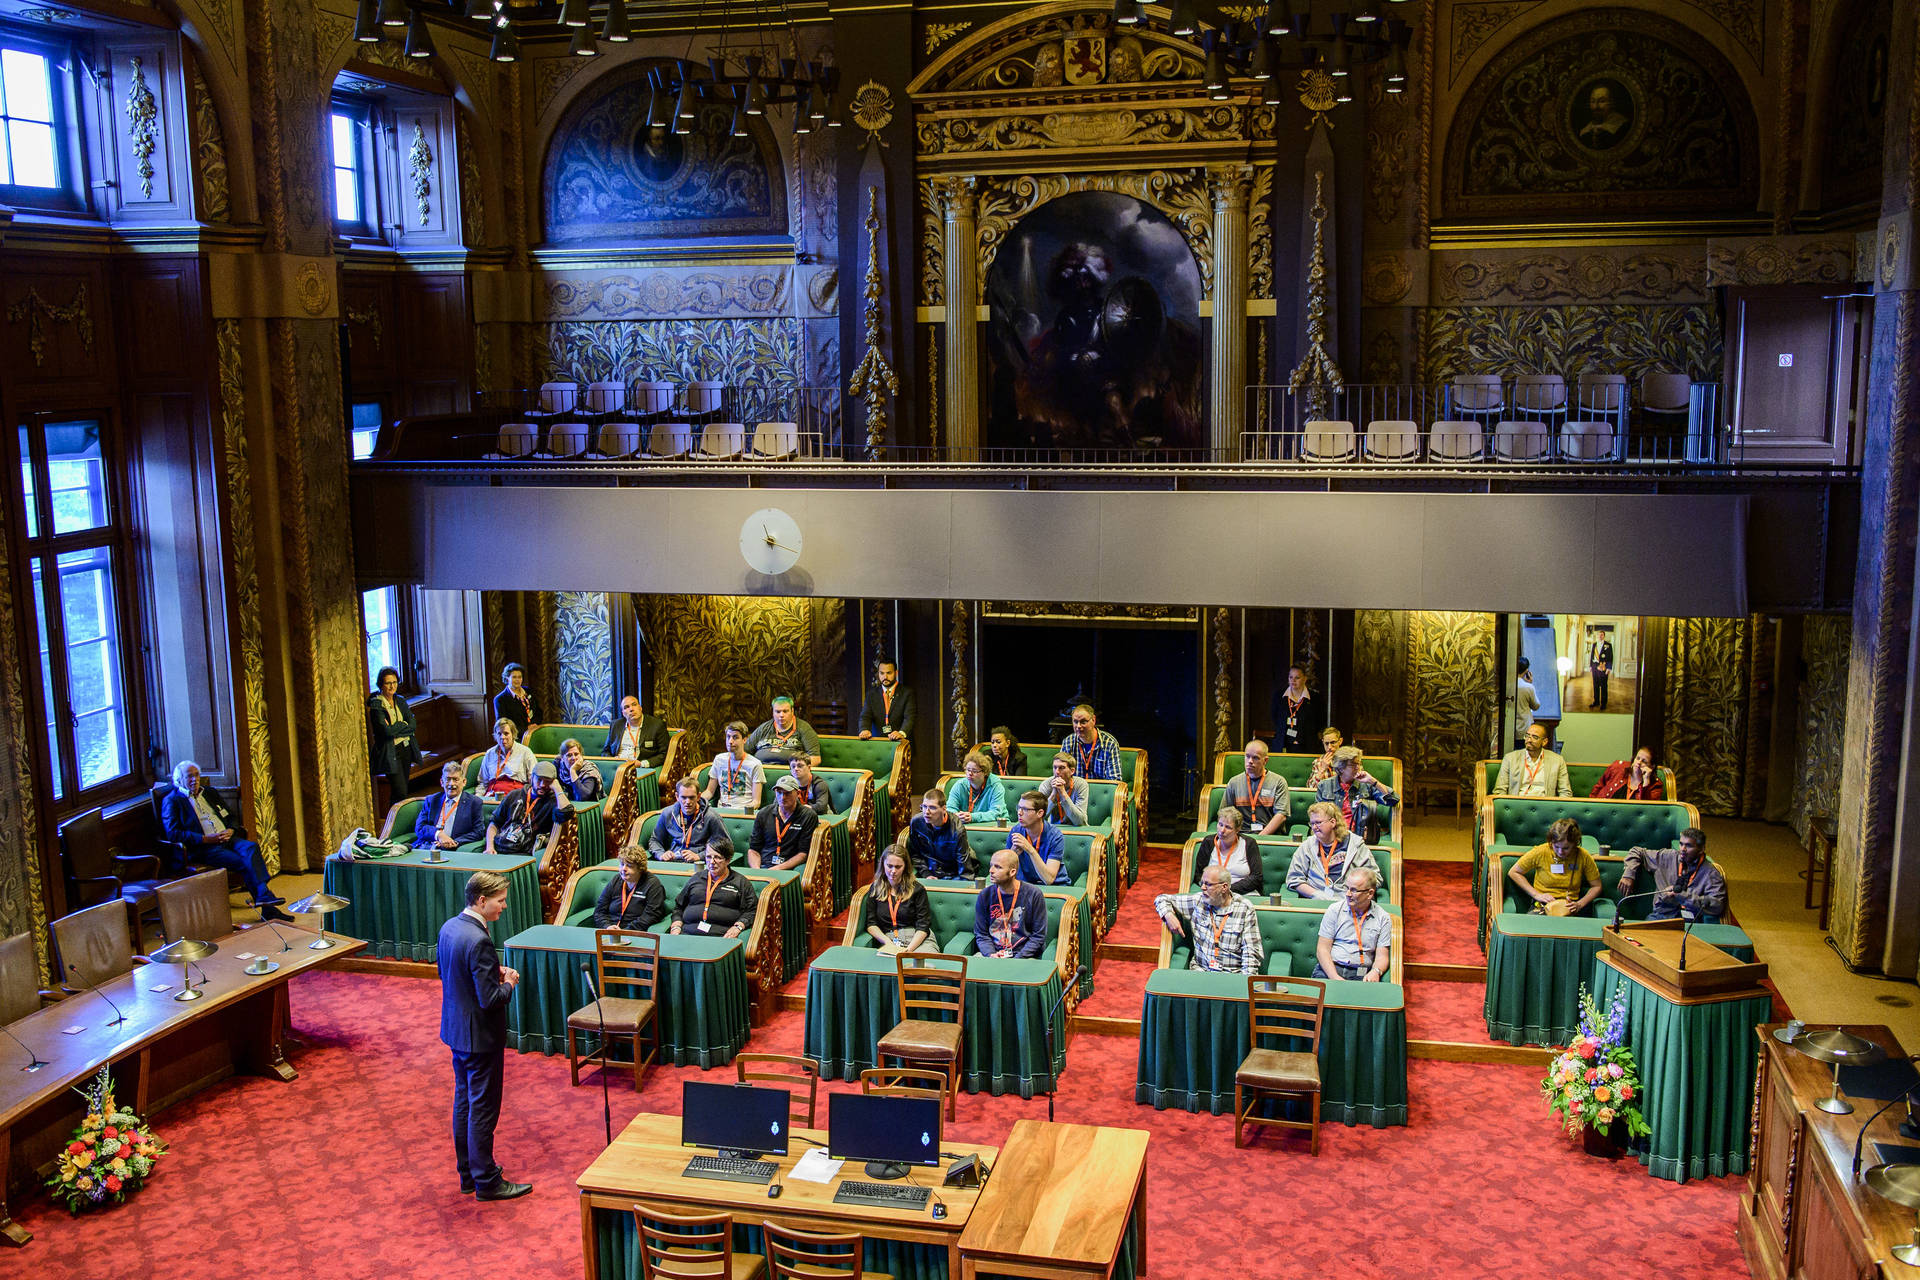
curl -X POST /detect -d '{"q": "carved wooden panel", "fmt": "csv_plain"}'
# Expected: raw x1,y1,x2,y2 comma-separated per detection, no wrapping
1,260,112,387
97,35,194,221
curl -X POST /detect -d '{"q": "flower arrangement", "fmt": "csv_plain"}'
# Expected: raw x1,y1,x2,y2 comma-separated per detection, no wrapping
1540,984,1651,1141
47,1066,167,1213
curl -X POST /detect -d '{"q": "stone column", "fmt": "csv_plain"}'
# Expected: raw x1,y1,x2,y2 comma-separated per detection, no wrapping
939,176,980,457
1834,11,1920,973
1209,163,1253,461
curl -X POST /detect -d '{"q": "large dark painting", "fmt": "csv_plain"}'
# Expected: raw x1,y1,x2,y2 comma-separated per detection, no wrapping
983,192,1204,450
543,65,786,243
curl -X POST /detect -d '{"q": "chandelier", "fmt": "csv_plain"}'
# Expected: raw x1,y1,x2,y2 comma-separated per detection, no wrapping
1110,0,1414,103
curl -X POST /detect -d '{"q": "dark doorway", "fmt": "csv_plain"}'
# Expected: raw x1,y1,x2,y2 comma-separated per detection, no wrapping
980,621,1198,839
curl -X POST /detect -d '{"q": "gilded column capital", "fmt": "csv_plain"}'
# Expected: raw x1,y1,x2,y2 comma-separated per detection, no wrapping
938,175,980,223
1207,162,1255,213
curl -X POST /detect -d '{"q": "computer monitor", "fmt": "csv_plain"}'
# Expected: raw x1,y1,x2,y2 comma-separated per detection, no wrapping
827,1091,941,1180
681,1080,791,1159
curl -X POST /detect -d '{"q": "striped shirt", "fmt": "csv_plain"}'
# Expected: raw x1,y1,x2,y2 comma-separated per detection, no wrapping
1154,890,1264,974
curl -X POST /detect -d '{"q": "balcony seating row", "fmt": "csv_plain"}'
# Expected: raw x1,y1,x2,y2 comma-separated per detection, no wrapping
491,420,806,461
1297,418,1626,463
530,380,728,418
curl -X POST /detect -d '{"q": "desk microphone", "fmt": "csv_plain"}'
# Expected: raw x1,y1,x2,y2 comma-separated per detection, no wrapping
1040,965,1088,1124
1678,920,1698,972
1851,1061,1920,1174
581,963,613,1146
0,1022,46,1073
1609,890,1664,924
67,964,128,1029
253,904,296,953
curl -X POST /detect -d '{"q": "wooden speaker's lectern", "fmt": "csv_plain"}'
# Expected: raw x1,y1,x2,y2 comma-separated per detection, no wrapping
1598,919,1770,1001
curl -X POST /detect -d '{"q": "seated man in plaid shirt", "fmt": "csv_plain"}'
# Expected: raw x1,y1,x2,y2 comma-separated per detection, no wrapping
1152,865,1264,974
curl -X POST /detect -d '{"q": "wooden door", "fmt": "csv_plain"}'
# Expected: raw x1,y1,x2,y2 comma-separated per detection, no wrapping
1725,283,1862,464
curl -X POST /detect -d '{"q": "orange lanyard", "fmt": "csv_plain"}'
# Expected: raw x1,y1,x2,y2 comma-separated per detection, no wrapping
774,809,794,849
967,783,985,812
1349,904,1370,956
995,886,1016,922
887,892,901,930
1245,769,1266,808
1315,838,1339,880
1074,738,1096,775
1285,692,1304,726
702,872,724,916
1522,755,1543,788
619,882,638,917
1051,786,1069,820
1213,836,1241,873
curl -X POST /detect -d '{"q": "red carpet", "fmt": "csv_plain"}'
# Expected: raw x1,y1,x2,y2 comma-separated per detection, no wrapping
1074,957,1152,1022
12,968,1753,1280
1404,978,1495,1044
1400,861,1485,967
1102,844,1184,949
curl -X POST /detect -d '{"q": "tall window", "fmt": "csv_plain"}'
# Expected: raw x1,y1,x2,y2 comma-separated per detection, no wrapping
0,45,58,189
329,100,374,237
350,400,383,460
363,586,398,682
17,416,137,804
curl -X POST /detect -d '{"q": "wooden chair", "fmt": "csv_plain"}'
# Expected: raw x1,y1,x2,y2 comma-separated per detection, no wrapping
736,1052,821,1127
565,928,660,1091
1233,974,1325,1153
49,898,148,989
874,953,966,1121
0,931,63,1025
58,807,163,942
156,869,232,943
761,1221,892,1280
858,1067,948,1100
633,1205,766,1280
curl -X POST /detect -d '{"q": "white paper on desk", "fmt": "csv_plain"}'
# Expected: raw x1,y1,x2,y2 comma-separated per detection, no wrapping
789,1149,844,1183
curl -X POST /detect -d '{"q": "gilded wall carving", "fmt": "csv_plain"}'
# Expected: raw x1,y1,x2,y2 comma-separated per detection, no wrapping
554,591,613,726
1248,164,1274,299
1430,249,1711,304
1211,607,1233,756
918,177,944,306
542,318,802,436
925,21,970,54
215,319,280,873
457,112,483,243
1424,304,1722,382
536,54,595,119
1406,611,1498,787
542,269,793,320
0,427,48,978
633,595,843,768
920,11,1201,93
1663,616,1759,818
948,600,971,768
188,53,230,223
1363,254,1413,305
1365,76,1413,224
1704,236,1856,287
975,170,1214,300
1447,9,1758,218
917,104,1252,156
1449,1,1533,86
1680,0,1765,62
1351,609,1407,751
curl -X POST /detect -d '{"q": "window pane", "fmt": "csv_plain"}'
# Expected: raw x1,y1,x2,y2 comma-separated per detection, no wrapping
351,401,382,460
17,424,36,538
363,587,396,682
2,48,54,123
330,112,356,162
45,419,106,533
29,558,61,801
55,546,127,791
0,130,10,184
7,120,56,188
333,168,359,223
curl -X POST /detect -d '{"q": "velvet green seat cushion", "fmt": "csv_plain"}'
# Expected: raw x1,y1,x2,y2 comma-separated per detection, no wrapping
1486,796,1695,854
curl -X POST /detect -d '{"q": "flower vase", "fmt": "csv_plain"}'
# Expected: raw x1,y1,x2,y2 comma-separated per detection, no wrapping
1581,1119,1628,1158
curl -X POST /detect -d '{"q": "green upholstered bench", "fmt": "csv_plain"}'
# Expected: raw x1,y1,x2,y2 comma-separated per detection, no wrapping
378,795,486,852
1161,900,1402,982
1018,741,1144,884
1470,758,1680,894
1194,785,1315,840
552,861,786,1023
633,803,842,941
1178,833,1397,905
1214,751,1400,792
817,734,908,848
1477,795,1701,946
840,881,1075,972
939,772,1121,933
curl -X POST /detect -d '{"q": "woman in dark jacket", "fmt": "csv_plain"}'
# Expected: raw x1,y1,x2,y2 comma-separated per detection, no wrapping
592,847,667,930
367,667,420,803
864,846,935,953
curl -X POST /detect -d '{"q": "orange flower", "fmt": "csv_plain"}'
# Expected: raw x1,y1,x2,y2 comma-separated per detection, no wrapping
1594,1086,1612,1103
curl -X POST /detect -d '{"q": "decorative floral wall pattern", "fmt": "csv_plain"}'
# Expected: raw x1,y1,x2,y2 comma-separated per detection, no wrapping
633,595,845,767
1662,615,1758,818
1792,614,1851,841
1351,609,1408,752
1424,304,1722,382
542,319,804,435
554,591,613,727
1406,612,1499,787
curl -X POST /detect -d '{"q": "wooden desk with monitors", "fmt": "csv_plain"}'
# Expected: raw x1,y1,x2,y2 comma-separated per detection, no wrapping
0,922,366,1245
1740,1023,1920,1280
576,1112,992,1280
957,1119,1148,1280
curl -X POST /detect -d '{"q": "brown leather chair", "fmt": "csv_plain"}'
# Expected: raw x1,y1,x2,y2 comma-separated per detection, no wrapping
735,1052,820,1127
632,1205,766,1280
566,928,659,1091
0,932,62,1025
150,782,243,890
1233,974,1325,1152
857,1066,948,1100
874,952,966,1121
156,870,232,944
49,899,146,990
761,1222,892,1280
59,808,163,940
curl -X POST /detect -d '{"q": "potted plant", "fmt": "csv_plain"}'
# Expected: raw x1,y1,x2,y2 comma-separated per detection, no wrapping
1540,984,1651,1157
47,1066,167,1212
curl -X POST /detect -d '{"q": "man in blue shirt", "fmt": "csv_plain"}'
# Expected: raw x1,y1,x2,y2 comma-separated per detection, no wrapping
1007,790,1069,885
1062,703,1123,782
907,788,973,880
973,850,1048,958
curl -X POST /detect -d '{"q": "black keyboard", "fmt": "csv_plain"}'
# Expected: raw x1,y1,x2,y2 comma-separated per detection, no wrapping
833,1180,931,1210
683,1155,778,1184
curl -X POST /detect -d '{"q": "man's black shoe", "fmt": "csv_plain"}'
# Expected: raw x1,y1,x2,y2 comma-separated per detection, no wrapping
475,1180,532,1201
261,904,295,923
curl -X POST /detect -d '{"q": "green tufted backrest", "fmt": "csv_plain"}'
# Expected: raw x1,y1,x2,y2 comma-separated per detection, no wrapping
852,884,1064,959
1169,904,1335,976
563,863,788,932
957,826,1096,886
818,735,901,780
1184,836,1395,904
1197,786,1316,837
811,767,869,813
462,749,619,791
1489,797,1696,855
1217,752,1397,788
1497,852,1630,916
1478,760,1679,800
1019,742,1142,784
523,724,613,755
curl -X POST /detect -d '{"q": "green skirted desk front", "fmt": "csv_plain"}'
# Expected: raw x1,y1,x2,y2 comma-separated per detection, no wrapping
1592,954,1772,1184
803,945,1067,1098
643,861,806,984
911,879,1097,1002
1132,967,1408,1127
1483,913,1752,1046
322,849,540,961
501,924,751,1067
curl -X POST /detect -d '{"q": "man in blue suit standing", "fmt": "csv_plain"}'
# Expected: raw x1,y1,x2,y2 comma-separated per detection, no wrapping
438,871,530,1200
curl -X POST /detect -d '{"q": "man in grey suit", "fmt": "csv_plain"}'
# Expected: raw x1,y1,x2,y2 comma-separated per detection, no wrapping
438,871,530,1200
1495,723,1572,797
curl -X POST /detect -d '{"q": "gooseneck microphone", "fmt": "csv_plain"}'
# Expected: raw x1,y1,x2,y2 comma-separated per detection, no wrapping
254,905,296,953
581,963,613,1146
1041,965,1089,1123
67,964,128,1029
1852,1061,1920,1174
0,1022,47,1073
1609,889,1664,922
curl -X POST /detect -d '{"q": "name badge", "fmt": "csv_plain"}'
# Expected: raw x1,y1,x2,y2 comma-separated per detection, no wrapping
1680,906,1696,921
697,920,712,933
1550,863,1565,876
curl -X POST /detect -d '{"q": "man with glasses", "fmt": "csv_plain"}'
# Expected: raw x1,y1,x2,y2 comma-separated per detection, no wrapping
1062,703,1122,782
906,788,972,880
1007,791,1069,885
1315,866,1391,981
744,695,821,767
1496,723,1571,797
1153,864,1263,974
1617,827,1725,924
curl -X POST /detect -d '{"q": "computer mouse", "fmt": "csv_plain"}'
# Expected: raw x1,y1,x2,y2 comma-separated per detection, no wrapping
931,1202,947,1220
767,1183,783,1199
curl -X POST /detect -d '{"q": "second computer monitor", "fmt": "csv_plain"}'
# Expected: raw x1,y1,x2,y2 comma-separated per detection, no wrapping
682,1080,791,1158
827,1091,941,1180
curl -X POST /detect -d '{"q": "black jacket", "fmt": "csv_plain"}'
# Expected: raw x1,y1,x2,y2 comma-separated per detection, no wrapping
593,874,667,930
859,682,917,736
367,691,421,777
493,687,536,738
603,712,670,762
